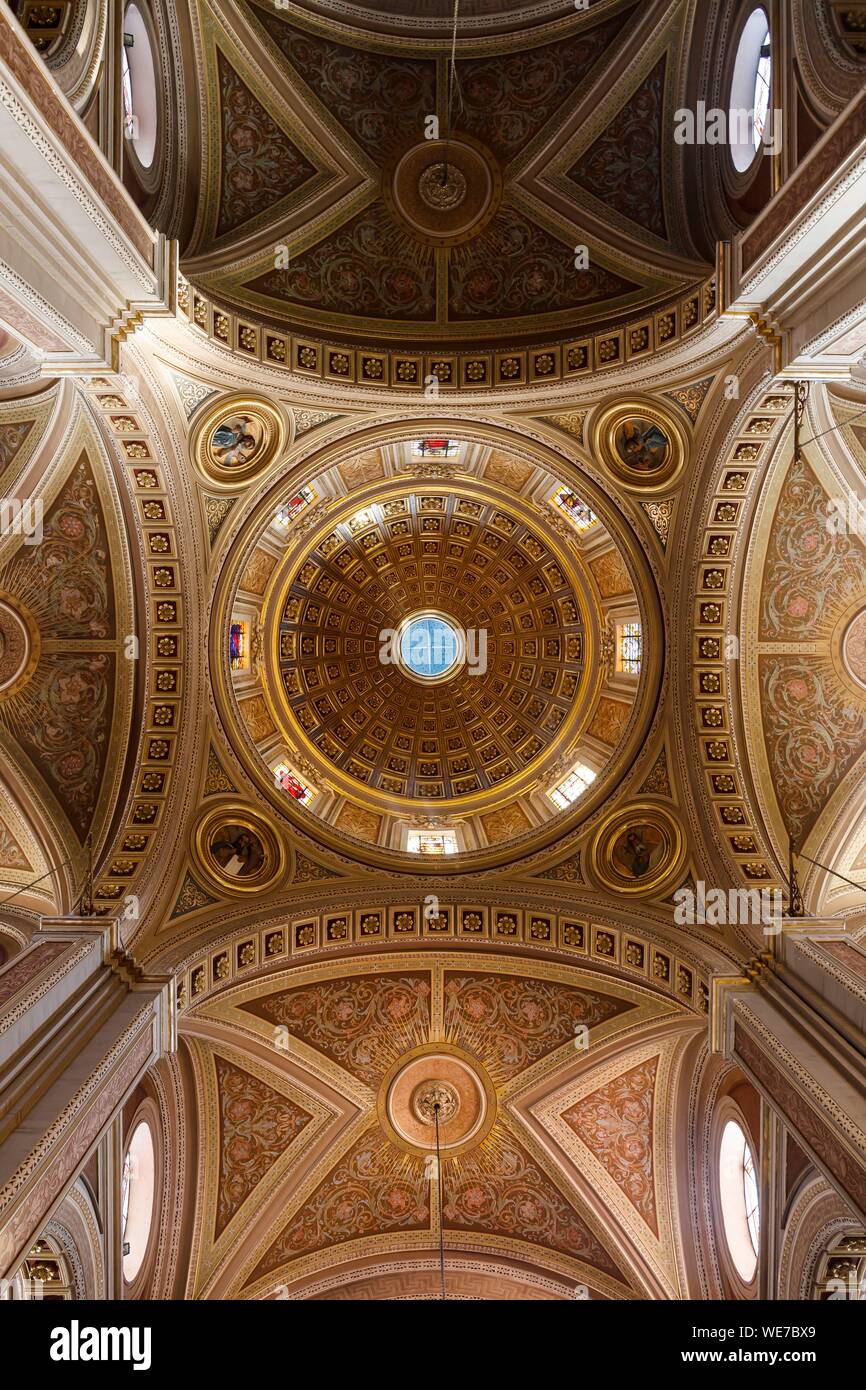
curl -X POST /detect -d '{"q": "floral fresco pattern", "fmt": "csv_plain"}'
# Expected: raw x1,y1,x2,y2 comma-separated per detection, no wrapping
241,973,432,1085
457,8,633,164
217,51,317,237
0,815,31,870
215,1055,312,1238
758,656,866,842
757,455,866,841
250,206,436,321
251,1128,429,1277
3,455,112,639
249,4,436,162
443,972,633,1083
11,655,114,840
567,58,667,239
0,940,70,1008
0,455,117,841
449,207,636,320
760,457,866,640
444,1134,623,1276
562,1057,659,1236
0,419,33,477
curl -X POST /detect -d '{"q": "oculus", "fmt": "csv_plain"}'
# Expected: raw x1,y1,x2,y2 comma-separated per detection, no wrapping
122,3,159,174
191,393,287,488
121,1118,156,1285
591,803,685,895
193,805,284,894
395,611,464,683
592,398,687,491
729,8,772,172
718,1117,760,1282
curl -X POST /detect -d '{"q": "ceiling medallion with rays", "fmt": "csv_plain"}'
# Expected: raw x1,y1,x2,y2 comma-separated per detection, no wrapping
186,0,698,352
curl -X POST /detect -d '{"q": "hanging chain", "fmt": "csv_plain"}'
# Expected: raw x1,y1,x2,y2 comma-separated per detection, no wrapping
433,1102,445,1300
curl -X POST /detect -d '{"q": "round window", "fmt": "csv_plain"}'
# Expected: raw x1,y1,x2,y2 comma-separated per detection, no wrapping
718,1118,760,1282
729,9,772,172
121,1119,156,1284
122,4,158,171
395,612,464,683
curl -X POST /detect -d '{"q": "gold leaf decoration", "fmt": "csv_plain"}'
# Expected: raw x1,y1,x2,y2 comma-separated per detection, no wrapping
641,497,674,549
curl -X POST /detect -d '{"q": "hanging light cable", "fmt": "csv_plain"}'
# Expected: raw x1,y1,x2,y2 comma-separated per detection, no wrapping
433,1101,446,1300
442,0,461,186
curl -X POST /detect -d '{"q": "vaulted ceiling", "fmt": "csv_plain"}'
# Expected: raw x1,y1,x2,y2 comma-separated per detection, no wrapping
180,951,701,1298
182,0,711,351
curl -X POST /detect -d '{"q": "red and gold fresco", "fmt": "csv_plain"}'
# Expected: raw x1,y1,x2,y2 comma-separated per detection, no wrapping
563,1056,659,1236
187,954,688,1297
0,449,127,844
757,456,866,843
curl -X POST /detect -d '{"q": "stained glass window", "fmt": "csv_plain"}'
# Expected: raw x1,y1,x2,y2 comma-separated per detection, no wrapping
229,622,245,670
273,763,315,805
549,763,596,810
618,622,642,675
552,486,597,533
407,830,458,855
275,485,317,527
413,439,458,458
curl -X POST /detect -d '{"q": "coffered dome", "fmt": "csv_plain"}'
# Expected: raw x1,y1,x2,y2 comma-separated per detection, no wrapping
215,430,659,867
274,486,588,802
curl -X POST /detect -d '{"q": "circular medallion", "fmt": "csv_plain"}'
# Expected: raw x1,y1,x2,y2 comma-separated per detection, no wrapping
192,804,285,895
0,592,41,700
591,398,687,492
842,609,866,690
378,1043,497,1157
418,163,467,211
412,1080,460,1124
591,803,685,896
395,610,464,683
384,135,502,247
191,393,288,489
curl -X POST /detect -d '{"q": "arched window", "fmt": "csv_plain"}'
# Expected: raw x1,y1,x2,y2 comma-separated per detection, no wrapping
729,8,772,172
719,1118,760,1281
121,1119,156,1284
121,4,158,171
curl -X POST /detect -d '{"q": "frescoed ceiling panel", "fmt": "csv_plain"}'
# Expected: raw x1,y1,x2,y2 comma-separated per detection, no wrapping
446,206,638,322
566,56,668,241
0,425,134,854
214,1051,314,1238
186,1037,344,1295
215,50,319,239
186,0,707,347
561,1054,660,1236
529,1036,691,1297
0,384,57,494
190,953,689,1297
754,453,866,847
244,2,437,165
451,8,636,167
